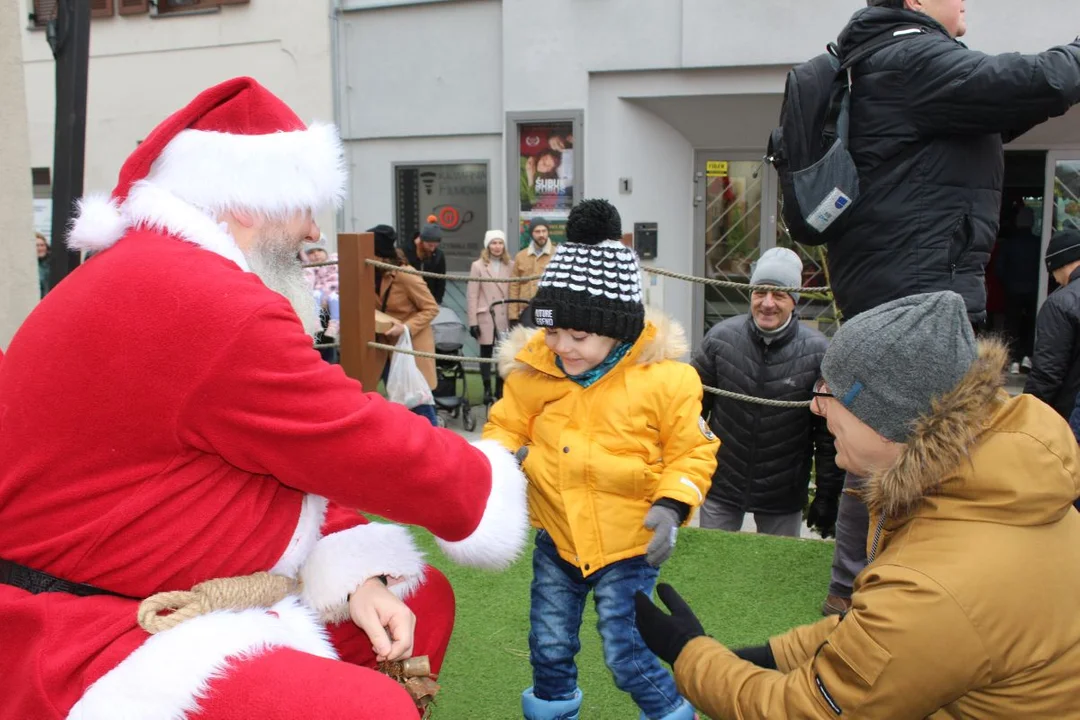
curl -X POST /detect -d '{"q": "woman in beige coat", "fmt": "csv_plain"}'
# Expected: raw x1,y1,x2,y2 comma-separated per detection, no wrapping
467,230,512,404
371,228,440,397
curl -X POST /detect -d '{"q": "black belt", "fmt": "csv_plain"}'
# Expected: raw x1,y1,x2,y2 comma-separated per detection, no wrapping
0,558,128,598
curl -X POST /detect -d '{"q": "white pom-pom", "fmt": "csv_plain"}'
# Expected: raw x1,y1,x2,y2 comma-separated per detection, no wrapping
67,194,129,252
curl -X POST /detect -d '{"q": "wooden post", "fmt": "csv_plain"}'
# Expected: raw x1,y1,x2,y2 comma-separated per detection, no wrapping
338,232,380,390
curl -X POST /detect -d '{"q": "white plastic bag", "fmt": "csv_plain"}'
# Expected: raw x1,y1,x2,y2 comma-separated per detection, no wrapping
386,326,434,409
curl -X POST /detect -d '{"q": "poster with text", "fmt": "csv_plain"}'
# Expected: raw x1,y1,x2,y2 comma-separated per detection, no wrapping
396,163,489,273
518,121,573,249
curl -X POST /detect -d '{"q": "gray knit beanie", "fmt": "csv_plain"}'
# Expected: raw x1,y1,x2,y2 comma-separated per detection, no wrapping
820,291,978,443
750,247,803,302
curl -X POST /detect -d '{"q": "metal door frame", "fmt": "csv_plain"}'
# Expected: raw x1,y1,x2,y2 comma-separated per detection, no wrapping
1040,150,1080,308
691,150,774,342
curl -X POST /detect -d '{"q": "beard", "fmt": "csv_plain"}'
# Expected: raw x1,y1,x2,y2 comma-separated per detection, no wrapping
244,226,321,337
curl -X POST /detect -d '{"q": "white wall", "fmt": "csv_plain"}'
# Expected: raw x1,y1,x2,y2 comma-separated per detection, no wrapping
1,0,36,348
335,0,504,233
21,0,336,237
337,0,502,139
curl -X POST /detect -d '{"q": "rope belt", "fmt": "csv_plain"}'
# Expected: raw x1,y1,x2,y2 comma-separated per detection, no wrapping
136,572,298,634
0,558,299,634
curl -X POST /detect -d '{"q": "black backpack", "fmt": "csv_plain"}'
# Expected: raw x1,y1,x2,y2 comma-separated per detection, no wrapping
768,28,925,246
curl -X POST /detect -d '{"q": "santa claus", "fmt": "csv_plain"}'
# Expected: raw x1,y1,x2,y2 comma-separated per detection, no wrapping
0,77,527,719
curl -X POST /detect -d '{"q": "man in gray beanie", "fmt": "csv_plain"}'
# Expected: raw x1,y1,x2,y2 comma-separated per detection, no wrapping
636,291,1080,718
692,247,843,539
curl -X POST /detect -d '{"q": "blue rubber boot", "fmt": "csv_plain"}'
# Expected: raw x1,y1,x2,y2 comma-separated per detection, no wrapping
522,687,583,720
640,698,698,720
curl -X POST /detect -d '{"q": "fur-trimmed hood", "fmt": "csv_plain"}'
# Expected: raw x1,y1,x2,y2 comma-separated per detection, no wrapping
867,339,1080,527
495,307,688,379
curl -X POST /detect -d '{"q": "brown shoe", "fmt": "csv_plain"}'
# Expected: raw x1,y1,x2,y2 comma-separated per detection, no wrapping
821,594,851,616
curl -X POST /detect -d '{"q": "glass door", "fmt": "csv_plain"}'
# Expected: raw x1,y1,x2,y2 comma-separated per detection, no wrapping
694,154,840,338
1040,153,1080,306
696,158,767,331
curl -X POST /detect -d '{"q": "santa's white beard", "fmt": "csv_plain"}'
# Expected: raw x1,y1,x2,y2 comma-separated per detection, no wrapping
244,230,321,337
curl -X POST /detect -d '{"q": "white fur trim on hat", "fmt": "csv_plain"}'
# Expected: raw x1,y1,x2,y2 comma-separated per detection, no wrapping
435,439,528,569
299,522,427,624
66,122,345,259
66,596,336,720
148,122,346,218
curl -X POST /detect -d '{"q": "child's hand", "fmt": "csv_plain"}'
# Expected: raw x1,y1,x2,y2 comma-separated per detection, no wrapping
643,503,682,567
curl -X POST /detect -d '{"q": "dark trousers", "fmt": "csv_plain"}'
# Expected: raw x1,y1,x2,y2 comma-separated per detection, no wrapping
1004,292,1037,362
828,473,870,599
479,344,503,400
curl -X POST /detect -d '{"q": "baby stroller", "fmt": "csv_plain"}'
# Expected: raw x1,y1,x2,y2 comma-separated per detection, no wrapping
431,306,476,432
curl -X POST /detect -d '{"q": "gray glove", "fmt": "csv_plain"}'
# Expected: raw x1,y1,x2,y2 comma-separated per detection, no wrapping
644,504,681,567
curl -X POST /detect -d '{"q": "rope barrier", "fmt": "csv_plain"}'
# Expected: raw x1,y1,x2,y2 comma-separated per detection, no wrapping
365,258,543,283
302,260,339,269
312,247,827,409
640,265,828,294
368,341,499,364
366,341,811,407
363,258,830,294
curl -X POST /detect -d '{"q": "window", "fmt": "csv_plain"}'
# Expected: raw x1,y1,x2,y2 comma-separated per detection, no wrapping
31,0,115,27
151,0,248,16
118,0,149,14
30,0,115,27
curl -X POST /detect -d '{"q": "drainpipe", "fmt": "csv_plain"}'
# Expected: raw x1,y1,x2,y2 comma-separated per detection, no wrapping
329,0,347,235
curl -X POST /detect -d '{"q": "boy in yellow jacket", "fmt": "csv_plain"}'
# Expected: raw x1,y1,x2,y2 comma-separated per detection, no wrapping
484,199,718,720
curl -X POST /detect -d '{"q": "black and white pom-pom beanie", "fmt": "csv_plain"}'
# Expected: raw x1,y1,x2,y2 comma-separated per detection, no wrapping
529,199,645,344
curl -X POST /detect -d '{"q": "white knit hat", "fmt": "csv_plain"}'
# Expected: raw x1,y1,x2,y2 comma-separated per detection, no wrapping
484,230,506,250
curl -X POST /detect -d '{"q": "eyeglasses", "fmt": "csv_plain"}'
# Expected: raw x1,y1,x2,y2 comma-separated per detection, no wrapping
811,378,833,414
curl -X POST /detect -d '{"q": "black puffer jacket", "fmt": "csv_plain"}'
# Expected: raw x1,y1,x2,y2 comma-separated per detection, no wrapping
691,316,843,515
814,8,1080,323
1025,266,1080,418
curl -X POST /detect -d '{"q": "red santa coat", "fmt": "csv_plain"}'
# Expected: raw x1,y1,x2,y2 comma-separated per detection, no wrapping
0,227,526,718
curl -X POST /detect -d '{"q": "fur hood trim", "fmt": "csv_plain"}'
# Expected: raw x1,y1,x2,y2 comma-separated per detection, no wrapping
495,307,688,379
865,339,1009,517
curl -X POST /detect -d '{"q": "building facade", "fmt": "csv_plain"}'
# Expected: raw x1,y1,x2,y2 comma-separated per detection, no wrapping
20,0,336,245
333,0,1080,344
18,0,1080,349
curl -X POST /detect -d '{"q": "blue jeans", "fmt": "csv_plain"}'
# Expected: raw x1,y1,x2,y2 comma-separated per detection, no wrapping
529,531,685,719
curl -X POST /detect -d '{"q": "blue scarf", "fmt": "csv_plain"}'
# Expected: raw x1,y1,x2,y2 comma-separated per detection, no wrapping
557,342,633,388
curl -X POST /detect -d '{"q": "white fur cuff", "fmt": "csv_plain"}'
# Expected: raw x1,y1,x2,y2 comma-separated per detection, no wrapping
435,439,529,570
298,523,427,624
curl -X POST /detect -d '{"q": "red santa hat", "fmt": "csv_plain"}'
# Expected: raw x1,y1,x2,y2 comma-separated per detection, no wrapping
67,77,346,266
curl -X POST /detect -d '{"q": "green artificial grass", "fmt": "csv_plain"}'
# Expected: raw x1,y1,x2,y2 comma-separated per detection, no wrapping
412,527,835,719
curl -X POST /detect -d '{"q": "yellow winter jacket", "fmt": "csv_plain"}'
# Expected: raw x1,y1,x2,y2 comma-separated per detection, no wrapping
483,311,718,577
674,340,1080,719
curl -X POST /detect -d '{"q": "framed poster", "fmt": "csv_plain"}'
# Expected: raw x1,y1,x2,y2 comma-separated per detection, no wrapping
394,162,489,273
507,111,584,251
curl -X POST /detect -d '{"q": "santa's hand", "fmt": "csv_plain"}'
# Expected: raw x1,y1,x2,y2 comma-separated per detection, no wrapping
349,576,416,662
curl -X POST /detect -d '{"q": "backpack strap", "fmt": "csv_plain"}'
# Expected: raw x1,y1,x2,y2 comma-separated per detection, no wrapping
822,27,926,149
839,26,925,71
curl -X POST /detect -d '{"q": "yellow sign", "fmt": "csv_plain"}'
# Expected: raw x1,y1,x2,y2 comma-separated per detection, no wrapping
706,160,729,178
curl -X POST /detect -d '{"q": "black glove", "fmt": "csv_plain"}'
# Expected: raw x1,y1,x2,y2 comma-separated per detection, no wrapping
469,325,482,340
806,493,839,539
634,583,706,666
